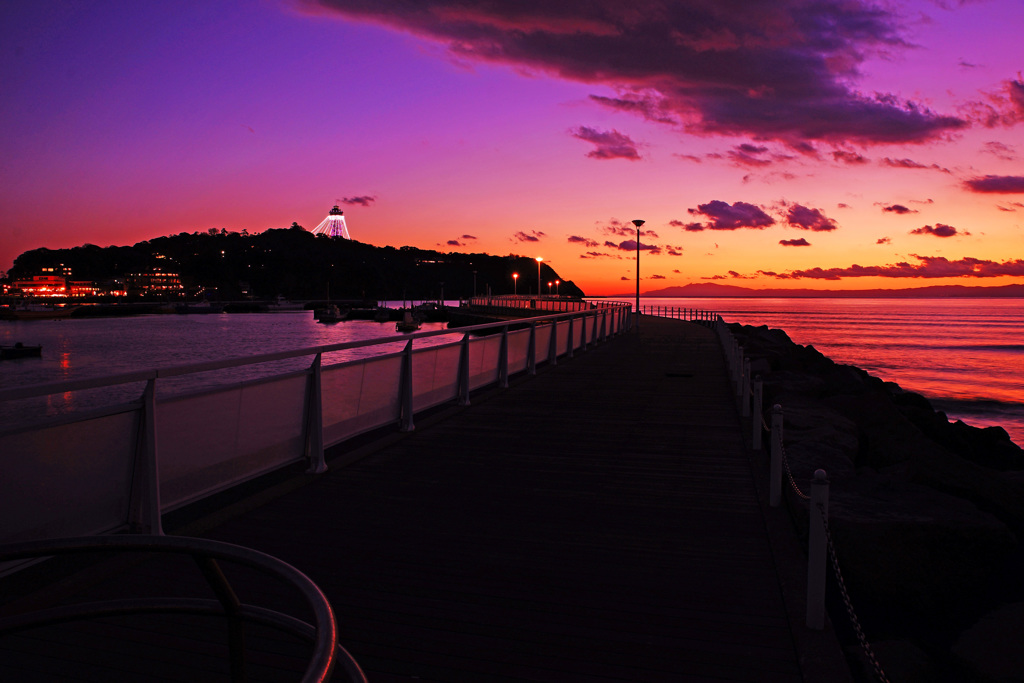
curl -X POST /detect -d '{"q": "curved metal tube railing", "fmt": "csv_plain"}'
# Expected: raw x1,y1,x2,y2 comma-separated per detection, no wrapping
0,534,367,683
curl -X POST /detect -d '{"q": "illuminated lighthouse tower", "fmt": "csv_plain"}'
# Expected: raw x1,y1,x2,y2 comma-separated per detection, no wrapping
311,205,352,239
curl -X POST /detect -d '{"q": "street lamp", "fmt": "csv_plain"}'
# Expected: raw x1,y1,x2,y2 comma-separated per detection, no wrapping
512,272,519,295
555,280,560,296
535,257,543,297
548,281,553,295
632,219,645,329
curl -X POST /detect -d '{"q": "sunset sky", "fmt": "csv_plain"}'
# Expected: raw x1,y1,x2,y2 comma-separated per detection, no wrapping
2,0,1023,295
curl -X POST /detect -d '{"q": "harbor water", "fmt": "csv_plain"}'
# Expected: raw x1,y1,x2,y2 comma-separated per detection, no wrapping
2,298,1022,446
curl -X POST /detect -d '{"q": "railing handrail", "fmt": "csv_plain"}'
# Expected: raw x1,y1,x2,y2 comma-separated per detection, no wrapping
0,304,630,404
0,534,367,683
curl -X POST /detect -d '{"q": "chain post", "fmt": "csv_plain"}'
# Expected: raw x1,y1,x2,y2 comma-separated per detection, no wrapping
752,377,763,451
770,405,783,506
807,469,830,630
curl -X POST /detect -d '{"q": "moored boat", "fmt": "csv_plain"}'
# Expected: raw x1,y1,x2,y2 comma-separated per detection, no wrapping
395,309,422,332
316,304,348,324
0,342,42,359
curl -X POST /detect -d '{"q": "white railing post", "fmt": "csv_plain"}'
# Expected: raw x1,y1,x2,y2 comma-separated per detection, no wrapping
499,325,509,388
807,469,830,630
770,404,783,507
741,357,751,417
567,315,575,358
306,353,327,474
129,377,163,535
400,340,415,432
458,333,471,406
752,377,763,451
528,323,537,375
548,321,558,366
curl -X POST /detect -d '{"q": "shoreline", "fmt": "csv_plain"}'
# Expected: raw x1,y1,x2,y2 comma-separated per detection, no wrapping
731,321,1024,680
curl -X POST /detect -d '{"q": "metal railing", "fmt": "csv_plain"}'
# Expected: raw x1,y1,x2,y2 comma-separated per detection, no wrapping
0,534,367,683
0,303,631,547
712,317,890,683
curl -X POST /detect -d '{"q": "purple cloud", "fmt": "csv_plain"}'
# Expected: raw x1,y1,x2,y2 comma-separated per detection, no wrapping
686,200,774,231
780,238,811,247
313,0,966,145
833,150,870,165
881,158,951,173
340,195,377,206
964,175,1024,193
785,204,837,231
882,204,917,214
570,126,641,160
567,235,599,247
910,224,968,238
775,256,1024,279
512,230,546,242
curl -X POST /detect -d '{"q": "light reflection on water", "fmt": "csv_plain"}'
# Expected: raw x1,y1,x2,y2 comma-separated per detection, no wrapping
628,297,1023,446
0,311,460,426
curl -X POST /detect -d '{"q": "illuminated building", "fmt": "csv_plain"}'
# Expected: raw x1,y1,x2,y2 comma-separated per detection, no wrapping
312,205,352,239
125,268,184,295
12,275,67,298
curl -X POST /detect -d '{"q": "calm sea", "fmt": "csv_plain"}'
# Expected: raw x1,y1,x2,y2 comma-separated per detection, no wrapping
631,297,1023,447
2,298,1022,446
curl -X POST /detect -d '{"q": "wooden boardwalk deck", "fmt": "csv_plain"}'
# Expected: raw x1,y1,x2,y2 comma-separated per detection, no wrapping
1,317,850,682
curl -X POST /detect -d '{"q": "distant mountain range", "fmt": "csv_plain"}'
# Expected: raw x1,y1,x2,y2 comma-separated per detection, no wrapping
607,283,1024,298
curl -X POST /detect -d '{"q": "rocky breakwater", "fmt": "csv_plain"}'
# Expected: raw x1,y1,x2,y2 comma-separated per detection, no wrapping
731,323,1024,683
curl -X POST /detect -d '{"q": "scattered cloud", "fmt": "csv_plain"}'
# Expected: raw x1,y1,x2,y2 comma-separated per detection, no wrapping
877,237,891,244
313,0,967,146
963,175,1024,193
780,238,811,246
982,141,1017,161
589,92,679,124
446,239,463,247
512,230,546,242
340,195,377,206
579,251,622,259
882,204,917,214
881,157,951,173
784,204,838,231
910,223,969,238
771,255,1024,280
570,126,641,160
567,235,599,247
607,239,660,254
960,77,1024,127
685,200,774,231
832,150,870,165
650,274,667,280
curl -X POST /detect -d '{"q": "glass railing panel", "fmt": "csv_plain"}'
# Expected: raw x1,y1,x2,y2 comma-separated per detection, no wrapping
0,411,138,544
322,355,402,446
158,374,308,510
535,323,553,359
411,344,461,412
507,327,532,374
468,335,502,391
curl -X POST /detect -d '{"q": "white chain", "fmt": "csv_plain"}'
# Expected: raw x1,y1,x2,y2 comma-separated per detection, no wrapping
818,503,891,683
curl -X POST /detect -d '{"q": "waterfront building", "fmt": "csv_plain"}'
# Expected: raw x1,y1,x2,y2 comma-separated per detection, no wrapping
125,268,184,296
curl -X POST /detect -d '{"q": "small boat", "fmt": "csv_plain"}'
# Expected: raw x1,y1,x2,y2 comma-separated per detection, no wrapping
395,310,421,333
0,304,77,320
175,301,225,314
266,295,306,312
316,304,348,324
0,342,43,360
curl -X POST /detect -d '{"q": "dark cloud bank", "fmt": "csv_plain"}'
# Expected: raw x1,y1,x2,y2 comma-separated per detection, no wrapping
311,0,969,146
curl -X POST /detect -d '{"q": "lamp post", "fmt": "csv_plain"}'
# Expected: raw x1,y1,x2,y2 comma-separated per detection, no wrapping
555,280,560,296
632,219,645,330
535,257,543,297
512,272,519,295
548,281,553,295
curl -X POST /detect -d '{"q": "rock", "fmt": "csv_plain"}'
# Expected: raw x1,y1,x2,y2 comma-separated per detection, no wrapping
802,473,1017,621
855,640,938,683
952,601,1024,682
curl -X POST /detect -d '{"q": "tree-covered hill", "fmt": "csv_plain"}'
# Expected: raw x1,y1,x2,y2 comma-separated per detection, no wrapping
8,226,584,300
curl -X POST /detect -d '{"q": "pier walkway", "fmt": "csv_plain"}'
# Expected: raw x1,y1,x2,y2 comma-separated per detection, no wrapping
2,317,849,681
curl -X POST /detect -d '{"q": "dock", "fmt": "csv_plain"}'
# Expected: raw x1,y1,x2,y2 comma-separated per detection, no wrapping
1,316,849,681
